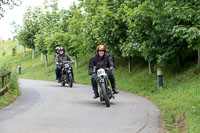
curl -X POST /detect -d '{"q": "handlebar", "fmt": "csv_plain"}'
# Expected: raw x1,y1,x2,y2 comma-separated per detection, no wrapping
59,61,72,65
104,68,111,71
92,66,114,73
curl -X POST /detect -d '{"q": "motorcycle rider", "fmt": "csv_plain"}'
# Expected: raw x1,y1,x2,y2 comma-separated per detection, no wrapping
54,46,60,62
55,47,75,83
88,45,119,98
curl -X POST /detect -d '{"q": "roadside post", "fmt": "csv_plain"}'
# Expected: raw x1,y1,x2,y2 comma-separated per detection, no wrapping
157,68,163,89
18,64,21,75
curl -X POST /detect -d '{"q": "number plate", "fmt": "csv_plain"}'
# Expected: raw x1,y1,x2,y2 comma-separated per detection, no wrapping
65,64,69,68
97,69,107,77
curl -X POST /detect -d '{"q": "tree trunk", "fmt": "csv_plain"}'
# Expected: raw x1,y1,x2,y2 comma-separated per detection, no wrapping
23,47,26,57
148,60,153,75
75,55,78,69
128,56,131,73
45,54,48,67
32,48,35,59
198,48,200,68
41,53,43,62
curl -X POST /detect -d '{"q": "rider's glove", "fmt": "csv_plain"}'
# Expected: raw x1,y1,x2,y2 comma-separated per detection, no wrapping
109,67,114,71
88,71,92,75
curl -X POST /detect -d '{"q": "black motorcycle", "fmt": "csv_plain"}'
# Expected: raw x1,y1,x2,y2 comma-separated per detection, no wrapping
93,67,115,107
60,61,73,87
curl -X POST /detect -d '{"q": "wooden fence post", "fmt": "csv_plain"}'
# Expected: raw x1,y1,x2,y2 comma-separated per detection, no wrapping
0,70,12,95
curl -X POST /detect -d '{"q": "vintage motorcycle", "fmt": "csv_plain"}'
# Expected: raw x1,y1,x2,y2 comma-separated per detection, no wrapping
94,67,115,107
60,61,73,87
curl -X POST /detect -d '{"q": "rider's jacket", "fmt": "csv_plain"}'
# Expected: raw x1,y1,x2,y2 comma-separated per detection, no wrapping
88,53,114,75
55,53,72,64
54,53,59,62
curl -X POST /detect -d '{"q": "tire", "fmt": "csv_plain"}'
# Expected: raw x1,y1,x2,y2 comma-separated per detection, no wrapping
61,76,65,86
101,82,110,107
61,81,65,86
68,73,73,88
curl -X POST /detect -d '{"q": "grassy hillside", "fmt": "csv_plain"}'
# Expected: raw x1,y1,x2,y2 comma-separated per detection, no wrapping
1,41,200,132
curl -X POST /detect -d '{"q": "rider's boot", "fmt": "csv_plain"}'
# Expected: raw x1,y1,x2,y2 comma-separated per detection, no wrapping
93,91,99,99
112,88,119,94
58,78,61,83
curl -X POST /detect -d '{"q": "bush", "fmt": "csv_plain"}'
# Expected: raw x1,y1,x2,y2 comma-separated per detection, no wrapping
12,47,17,56
0,63,20,108
2,51,6,56
0,63,19,92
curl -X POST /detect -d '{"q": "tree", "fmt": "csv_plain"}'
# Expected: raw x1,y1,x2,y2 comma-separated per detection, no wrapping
67,4,85,68
35,0,66,66
80,0,126,55
17,27,28,57
0,0,21,18
20,7,41,59
11,22,22,40
169,1,200,67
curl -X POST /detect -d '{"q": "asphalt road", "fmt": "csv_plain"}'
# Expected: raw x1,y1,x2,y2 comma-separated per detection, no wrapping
0,79,164,133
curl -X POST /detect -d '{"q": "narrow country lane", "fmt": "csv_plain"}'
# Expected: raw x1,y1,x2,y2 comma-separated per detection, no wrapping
0,79,164,133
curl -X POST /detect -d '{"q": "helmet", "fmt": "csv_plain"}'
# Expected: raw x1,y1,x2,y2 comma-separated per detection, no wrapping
55,46,60,51
59,47,65,52
97,45,106,51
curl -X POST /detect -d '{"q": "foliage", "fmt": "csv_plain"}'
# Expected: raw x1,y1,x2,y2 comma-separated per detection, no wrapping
80,0,126,55
2,51,5,56
0,63,20,109
46,32,70,53
0,0,21,18
12,46,16,56
120,0,200,65
11,22,22,40
67,4,84,56
17,7,40,50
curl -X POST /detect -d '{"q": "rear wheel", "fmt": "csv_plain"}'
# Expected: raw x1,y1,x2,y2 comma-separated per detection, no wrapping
101,82,110,107
68,73,73,88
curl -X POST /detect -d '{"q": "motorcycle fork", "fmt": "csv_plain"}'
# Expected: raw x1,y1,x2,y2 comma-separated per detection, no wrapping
62,68,68,81
98,77,107,93
61,69,64,80
97,77,103,95
105,78,115,99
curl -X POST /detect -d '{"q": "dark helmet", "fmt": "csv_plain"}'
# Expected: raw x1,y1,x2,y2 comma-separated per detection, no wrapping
59,47,65,52
55,46,60,51
97,45,106,52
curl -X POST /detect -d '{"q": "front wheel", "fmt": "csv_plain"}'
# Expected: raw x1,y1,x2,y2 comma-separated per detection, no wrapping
68,73,73,88
101,82,110,107
61,80,65,86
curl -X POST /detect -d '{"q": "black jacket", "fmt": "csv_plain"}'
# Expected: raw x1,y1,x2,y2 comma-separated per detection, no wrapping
55,53,72,64
88,53,114,75
54,53,59,62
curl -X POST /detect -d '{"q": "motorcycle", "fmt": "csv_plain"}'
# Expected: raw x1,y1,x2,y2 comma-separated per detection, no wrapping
93,66,115,107
60,61,73,87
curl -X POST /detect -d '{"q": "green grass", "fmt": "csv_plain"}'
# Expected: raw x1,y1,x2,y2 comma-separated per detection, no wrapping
0,64,20,109
1,41,200,132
